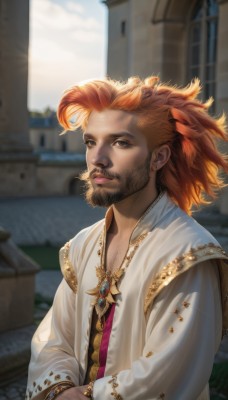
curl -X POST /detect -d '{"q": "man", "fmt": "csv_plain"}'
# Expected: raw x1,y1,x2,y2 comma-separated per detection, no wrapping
26,76,228,400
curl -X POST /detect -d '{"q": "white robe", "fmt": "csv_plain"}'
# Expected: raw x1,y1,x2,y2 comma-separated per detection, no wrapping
26,193,228,400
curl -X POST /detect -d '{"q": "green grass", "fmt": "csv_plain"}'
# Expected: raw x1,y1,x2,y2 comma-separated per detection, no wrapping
34,293,53,307
20,245,60,270
210,362,228,399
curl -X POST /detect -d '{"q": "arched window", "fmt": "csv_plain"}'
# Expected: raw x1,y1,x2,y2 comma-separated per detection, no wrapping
69,177,84,196
188,0,218,113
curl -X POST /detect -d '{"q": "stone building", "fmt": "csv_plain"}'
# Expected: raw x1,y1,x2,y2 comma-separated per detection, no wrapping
28,113,85,196
104,0,228,213
29,113,85,154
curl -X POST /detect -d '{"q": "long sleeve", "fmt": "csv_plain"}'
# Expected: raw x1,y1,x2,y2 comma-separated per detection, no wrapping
93,261,222,400
26,279,79,399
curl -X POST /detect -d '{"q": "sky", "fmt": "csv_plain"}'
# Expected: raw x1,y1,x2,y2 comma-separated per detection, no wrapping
28,0,107,111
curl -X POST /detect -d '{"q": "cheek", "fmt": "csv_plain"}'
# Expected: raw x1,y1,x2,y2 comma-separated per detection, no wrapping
117,149,149,167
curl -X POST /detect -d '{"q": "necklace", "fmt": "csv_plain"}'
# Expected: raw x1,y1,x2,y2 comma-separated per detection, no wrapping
86,192,164,319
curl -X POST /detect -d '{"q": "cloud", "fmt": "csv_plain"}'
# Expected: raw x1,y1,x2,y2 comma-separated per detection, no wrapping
28,0,107,110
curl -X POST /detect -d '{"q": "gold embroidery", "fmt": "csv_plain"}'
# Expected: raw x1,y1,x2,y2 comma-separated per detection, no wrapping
108,375,123,400
87,193,164,319
158,393,165,399
60,242,78,293
87,231,148,319
183,301,190,308
86,314,104,382
173,308,184,321
169,327,174,333
144,244,228,313
146,351,153,357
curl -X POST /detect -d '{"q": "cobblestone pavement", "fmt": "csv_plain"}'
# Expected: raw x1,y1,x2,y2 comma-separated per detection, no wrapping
0,196,228,398
0,195,105,246
35,270,62,300
0,376,27,400
0,195,228,249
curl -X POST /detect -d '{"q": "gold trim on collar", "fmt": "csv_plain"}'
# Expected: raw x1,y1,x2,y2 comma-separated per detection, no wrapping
144,243,228,314
59,242,78,293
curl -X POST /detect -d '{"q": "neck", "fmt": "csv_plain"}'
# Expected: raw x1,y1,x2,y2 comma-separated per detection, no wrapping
109,187,159,236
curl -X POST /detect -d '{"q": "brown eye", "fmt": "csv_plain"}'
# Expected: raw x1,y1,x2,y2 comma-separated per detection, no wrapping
114,140,131,148
84,139,95,148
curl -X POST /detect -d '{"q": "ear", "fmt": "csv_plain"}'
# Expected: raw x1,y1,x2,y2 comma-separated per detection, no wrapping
150,144,171,173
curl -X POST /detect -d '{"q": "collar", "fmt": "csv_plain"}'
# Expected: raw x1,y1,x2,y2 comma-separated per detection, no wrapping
103,192,176,243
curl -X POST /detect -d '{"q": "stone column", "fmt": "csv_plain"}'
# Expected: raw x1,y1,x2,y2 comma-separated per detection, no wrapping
217,0,228,214
0,0,37,196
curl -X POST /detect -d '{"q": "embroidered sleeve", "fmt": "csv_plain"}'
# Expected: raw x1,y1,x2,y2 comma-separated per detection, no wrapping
26,278,79,399
25,374,74,399
144,243,228,332
108,375,123,400
59,241,78,293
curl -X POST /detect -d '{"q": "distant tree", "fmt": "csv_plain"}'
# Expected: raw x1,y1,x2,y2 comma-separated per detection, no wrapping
28,107,56,118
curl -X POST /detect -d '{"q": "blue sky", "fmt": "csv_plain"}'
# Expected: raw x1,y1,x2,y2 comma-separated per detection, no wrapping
28,0,107,111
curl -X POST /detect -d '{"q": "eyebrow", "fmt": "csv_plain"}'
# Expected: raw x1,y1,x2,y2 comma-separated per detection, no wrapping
83,132,135,140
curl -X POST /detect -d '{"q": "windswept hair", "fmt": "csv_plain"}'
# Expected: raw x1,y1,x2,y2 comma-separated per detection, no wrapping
57,76,228,214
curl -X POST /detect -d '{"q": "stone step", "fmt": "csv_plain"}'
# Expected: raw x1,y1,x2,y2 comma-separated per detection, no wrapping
0,325,35,388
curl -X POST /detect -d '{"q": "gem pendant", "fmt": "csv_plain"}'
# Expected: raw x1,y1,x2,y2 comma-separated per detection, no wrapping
99,279,110,297
95,277,112,318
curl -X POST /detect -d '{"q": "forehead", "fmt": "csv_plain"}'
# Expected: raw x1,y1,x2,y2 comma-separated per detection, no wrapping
85,109,140,136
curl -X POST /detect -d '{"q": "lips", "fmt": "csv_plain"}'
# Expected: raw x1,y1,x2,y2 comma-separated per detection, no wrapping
93,174,113,184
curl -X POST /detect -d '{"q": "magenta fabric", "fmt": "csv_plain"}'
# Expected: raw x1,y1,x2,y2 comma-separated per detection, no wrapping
96,303,116,379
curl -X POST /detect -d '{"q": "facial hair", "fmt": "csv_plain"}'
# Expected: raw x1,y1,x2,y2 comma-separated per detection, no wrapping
80,152,151,207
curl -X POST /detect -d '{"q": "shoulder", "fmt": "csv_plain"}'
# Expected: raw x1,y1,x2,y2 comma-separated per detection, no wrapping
59,218,104,292
144,199,228,314
159,199,219,249
69,218,104,256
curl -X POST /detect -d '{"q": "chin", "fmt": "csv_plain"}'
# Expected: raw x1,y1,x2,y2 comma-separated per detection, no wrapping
85,187,126,207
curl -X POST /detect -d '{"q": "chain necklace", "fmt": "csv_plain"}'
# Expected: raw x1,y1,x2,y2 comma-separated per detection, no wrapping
86,192,164,319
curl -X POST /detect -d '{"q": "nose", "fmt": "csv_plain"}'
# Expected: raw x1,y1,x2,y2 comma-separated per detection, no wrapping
89,145,110,168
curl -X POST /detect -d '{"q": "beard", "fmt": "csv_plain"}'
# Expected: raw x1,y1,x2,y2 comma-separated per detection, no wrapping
80,152,152,207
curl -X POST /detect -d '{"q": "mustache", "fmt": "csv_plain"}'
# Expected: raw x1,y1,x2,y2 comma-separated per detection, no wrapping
80,168,120,182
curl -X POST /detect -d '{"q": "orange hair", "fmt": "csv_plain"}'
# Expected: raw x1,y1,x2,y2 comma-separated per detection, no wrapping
57,76,228,214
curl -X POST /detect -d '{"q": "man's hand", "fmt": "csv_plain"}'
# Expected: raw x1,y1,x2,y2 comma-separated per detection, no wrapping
56,385,91,400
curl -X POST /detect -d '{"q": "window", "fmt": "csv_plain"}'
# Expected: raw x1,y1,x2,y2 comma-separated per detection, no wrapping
188,0,218,113
39,134,45,148
121,20,126,36
61,139,67,152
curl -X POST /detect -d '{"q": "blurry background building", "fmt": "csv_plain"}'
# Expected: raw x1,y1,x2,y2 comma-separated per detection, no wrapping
29,109,84,154
29,110,85,196
104,0,228,213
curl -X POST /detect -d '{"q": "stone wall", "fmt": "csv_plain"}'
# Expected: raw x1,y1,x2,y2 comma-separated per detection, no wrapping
0,229,39,333
36,161,86,196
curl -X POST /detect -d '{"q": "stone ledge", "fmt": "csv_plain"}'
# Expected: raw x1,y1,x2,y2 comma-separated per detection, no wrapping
0,325,36,388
